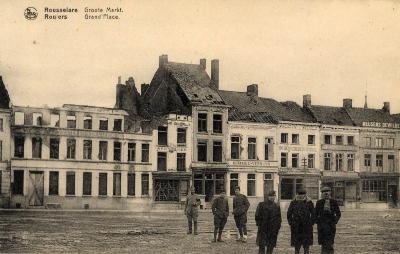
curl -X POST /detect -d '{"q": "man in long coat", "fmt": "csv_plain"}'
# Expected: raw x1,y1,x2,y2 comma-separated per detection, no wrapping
316,186,341,254
233,186,250,242
287,188,315,254
255,190,282,254
211,191,229,242
185,187,201,235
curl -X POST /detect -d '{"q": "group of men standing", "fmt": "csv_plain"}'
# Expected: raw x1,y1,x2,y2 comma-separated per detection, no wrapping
185,186,341,254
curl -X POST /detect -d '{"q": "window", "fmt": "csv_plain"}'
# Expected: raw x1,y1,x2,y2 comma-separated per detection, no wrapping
198,113,207,132
281,178,294,200
308,154,315,169
82,172,92,196
141,174,149,195
376,154,383,171
324,153,331,170
197,141,207,162
113,142,121,161
335,154,343,171
127,173,135,196
83,116,92,129
248,137,256,160
213,141,222,162
247,174,256,196
265,138,273,160
12,170,24,195
32,113,42,126
14,136,24,158
99,173,108,196
141,144,149,162
231,136,240,159
113,119,122,131
177,153,186,171
292,134,299,144
0,171,1,194
177,128,186,144
66,172,75,195
113,173,121,196
99,141,107,160
67,115,76,129
158,126,168,145
375,138,383,148
347,136,354,145
281,153,287,167
364,154,371,171
99,118,108,130
292,153,299,168
0,118,3,132
365,137,371,147
263,174,273,197
388,155,395,172
308,135,315,145
67,139,76,159
387,138,394,148
49,171,59,195
128,143,136,162
0,141,2,161
347,154,354,171
362,180,387,202
213,114,222,133
32,137,42,159
157,152,167,171
230,173,238,196
335,136,343,145
50,138,59,159
83,140,92,160
324,135,331,144
14,112,24,125
281,133,288,144
50,113,59,127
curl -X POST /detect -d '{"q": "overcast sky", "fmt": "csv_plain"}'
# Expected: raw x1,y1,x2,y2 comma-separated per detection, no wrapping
1,0,400,113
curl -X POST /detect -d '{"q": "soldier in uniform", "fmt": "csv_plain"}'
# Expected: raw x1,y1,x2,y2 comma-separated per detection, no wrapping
255,190,282,254
233,186,250,242
211,191,229,242
316,186,341,254
185,187,201,235
287,188,315,254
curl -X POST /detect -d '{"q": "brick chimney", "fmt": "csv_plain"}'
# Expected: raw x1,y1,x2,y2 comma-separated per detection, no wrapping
159,54,168,68
383,102,390,113
343,98,352,109
247,84,258,97
141,83,149,95
303,94,311,108
200,59,206,70
211,59,219,89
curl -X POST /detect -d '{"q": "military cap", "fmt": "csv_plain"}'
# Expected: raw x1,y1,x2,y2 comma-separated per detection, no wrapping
268,190,276,197
297,188,307,195
321,186,331,193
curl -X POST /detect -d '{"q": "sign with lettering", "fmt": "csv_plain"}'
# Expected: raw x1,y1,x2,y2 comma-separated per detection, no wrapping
362,122,400,129
228,160,277,167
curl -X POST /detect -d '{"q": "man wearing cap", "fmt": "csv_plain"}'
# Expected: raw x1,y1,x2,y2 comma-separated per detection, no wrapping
255,190,282,254
316,186,341,254
185,187,201,235
211,191,229,242
233,186,250,242
287,188,315,254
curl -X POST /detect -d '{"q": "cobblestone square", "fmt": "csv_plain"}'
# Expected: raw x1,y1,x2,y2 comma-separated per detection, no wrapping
0,210,399,254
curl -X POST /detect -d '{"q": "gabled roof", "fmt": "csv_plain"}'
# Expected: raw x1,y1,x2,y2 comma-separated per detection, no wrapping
307,105,354,126
346,107,396,126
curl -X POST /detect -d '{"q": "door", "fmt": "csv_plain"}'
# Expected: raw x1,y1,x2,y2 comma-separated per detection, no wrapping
154,180,179,202
28,171,44,206
388,185,398,208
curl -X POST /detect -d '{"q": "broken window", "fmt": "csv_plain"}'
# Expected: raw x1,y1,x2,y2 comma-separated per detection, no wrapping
113,142,121,161
67,115,76,129
141,174,149,195
99,118,108,130
198,113,207,132
157,152,167,171
66,171,75,195
197,141,207,162
32,137,42,159
177,128,186,144
213,114,222,133
99,141,107,160
12,170,24,195
113,173,121,196
99,172,108,196
127,173,135,196
67,139,76,159
14,112,24,125
213,141,222,162
113,119,122,131
128,142,136,162
50,113,60,127
177,153,186,171
83,116,92,129
14,136,24,158
32,113,43,126
49,171,59,195
231,136,240,159
50,138,59,159
83,140,92,160
82,172,91,196
141,144,149,162
158,126,168,146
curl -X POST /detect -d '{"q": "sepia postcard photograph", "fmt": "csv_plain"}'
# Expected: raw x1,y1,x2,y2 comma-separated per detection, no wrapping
0,0,399,253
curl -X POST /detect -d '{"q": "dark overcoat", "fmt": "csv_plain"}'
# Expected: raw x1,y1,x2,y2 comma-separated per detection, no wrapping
287,197,315,246
233,193,250,225
315,198,341,246
255,200,282,248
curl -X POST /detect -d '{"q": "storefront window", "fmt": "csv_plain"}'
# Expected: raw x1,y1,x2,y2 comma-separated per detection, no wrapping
362,180,387,202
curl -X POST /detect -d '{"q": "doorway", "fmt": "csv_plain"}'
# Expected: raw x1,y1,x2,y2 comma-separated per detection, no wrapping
28,171,44,206
388,185,398,208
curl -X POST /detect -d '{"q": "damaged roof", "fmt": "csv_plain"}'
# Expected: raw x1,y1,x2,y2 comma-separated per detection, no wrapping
307,105,354,126
346,107,397,126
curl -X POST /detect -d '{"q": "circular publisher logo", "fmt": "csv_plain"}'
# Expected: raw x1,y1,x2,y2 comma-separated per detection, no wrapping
24,7,38,20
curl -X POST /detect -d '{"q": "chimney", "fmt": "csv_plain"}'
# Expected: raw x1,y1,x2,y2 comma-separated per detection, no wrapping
200,58,206,70
211,59,219,89
141,83,149,95
115,83,124,109
246,84,258,97
383,102,390,113
159,54,168,68
118,76,122,84
126,77,135,88
303,94,311,108
343,98,352,109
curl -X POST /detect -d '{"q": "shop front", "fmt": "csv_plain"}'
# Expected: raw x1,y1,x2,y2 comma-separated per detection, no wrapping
152,172,191,202
321,171,360,207
193,169,227,203
360,173,399,209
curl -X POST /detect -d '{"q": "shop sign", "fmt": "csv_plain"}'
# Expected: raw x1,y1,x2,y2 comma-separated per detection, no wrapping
362,121,400,129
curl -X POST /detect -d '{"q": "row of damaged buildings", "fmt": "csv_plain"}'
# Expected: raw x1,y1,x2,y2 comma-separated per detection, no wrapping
0,55,398,211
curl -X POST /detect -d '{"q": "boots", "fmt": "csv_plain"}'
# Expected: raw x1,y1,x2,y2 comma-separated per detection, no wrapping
217,229,224,242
